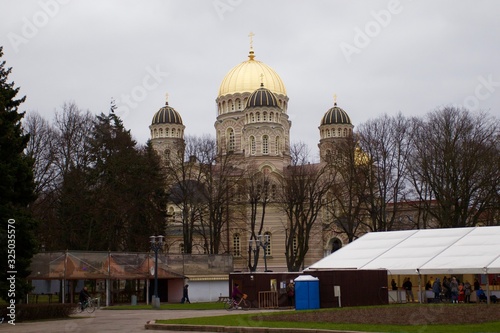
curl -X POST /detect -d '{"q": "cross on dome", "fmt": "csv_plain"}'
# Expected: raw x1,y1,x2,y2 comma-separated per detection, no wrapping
248,32,256,60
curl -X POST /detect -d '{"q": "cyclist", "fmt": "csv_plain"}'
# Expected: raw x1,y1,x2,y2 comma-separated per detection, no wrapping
79,286,91,310
232,283,243,305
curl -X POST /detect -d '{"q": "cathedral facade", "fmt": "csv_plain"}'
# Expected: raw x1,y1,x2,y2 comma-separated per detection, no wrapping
149,45,355,272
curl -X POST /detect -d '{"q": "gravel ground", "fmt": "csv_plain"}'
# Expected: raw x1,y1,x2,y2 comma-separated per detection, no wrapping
260,304,500,326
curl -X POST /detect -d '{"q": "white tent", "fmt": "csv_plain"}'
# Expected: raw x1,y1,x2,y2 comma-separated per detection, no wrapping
307,226,500,275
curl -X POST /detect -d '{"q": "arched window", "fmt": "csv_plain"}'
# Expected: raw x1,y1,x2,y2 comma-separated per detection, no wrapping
236,99,241,110
251,113,255,122
262,135,269,154
159,128,163,137
271,184,277,199
154,129,158,138
229,100,234,111
172,128,176,137
270,112,274,122
326,129,330,137
233,234,241,257
343,128,347,136
275,136,280,155
329,238,342,255
338,128,341,136
256,112,260,121
263,112,267,121
250,136,256,155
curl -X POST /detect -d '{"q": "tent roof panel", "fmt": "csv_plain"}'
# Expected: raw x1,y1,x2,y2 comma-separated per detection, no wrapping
307,226,500,275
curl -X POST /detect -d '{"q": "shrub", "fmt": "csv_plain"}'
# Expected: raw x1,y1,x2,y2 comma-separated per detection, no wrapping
0,303,75,322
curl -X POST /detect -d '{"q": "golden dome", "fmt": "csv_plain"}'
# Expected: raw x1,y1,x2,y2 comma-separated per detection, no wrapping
218,50,287,97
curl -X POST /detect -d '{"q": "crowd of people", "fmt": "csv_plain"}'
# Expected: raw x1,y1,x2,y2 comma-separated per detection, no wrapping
392,276,498,303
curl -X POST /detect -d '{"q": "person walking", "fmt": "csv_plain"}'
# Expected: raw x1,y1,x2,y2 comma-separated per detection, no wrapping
181,284,190,303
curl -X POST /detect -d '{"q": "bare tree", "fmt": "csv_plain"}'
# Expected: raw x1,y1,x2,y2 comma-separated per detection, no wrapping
408,106,500,228
53,102,94,176
279,142,332,272
245,165,271,272
24,111,58,195
194,135,244,254
357,113,415,231
325,135,371,242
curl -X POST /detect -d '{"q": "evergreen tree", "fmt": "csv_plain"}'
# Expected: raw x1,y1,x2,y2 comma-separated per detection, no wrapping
85,112,167,250
0,46,38,302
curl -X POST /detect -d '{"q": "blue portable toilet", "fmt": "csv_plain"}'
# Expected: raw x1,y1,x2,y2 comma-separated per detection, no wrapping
294,275,320,310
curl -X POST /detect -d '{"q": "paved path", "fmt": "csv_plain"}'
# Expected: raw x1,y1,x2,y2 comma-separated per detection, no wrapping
0,308,248,333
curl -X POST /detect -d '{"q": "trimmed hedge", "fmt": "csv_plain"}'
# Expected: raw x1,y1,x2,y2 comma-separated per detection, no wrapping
1,303,75,322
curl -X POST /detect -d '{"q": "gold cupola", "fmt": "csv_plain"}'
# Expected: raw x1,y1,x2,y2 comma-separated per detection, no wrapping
218,49,287,98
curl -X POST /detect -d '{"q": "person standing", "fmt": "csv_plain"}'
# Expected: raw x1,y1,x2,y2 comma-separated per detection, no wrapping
286,280,295,307
181,284,190,303
403,278,414,303
391,279,397,291
464,281,472,303
450,277,459,303
473,278,480,291
432,278,442,302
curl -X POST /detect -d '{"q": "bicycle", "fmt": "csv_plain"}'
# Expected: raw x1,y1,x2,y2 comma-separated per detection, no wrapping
224,293,250,310
76,297,97,313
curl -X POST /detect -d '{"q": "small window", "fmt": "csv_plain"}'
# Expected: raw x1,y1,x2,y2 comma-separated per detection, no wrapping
233,234,241,257
227,128,235,151
263,135,269,154
263,232,272,256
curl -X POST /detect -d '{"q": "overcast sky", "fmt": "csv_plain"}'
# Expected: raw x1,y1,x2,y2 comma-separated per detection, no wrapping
2,0,499,160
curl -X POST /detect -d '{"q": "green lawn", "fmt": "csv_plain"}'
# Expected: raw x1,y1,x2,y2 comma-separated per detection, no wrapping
155,306,500,333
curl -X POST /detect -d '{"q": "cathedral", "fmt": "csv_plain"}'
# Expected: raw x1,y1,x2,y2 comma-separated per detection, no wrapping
148,42,355,272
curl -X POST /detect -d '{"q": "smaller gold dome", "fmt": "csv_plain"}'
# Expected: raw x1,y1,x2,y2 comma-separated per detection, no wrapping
218,51,287,97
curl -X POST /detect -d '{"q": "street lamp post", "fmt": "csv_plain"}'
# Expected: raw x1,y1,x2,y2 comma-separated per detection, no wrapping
250,234,270,272
256,234,270,272
150,235,164,309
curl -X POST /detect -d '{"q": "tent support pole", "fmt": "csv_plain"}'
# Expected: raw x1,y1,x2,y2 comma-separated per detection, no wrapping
416,269,422,304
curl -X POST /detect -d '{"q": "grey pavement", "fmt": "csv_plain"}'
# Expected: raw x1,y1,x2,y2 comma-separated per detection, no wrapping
0,308,250,333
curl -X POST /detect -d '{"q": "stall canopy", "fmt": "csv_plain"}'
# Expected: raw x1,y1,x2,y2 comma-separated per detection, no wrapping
307,226,500,275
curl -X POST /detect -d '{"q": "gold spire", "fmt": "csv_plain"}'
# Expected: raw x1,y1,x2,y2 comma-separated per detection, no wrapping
165,92,169,105
260,73,264,86
333,93,337,106
248,32,255,60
